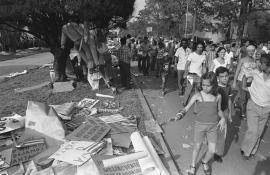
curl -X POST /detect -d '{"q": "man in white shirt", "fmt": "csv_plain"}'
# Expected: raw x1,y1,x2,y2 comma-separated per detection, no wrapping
261,41,269,54
174,38,191,95
241,54,270,159
183,42,206,106
224,44,233,71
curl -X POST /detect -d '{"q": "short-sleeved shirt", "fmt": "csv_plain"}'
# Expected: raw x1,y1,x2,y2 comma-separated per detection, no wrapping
212,59,230,73
175,47,191,70
113,45,131,64
225,51,233,65
246,69,270,107
187,52,206,77
217,85,232,111
157,48,165,59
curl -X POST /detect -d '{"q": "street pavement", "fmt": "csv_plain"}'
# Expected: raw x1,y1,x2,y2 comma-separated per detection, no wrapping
0,52,53,77
135,69,270,175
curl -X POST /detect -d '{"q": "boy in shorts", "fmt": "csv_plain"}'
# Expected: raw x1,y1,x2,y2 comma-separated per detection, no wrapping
214,67,233,162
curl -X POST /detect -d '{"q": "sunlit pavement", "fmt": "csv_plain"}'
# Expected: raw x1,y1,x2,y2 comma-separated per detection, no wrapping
133,65,270,175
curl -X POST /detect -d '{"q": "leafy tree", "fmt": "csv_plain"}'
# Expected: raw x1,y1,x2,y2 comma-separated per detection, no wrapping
131,0,270,40
0,0,135,81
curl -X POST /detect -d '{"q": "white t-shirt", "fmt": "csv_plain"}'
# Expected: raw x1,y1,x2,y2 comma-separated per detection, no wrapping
212,59,229,72
187,52,206,77
174,47,191,70
246,69,270,107
224,51,233,65
262,46,269,54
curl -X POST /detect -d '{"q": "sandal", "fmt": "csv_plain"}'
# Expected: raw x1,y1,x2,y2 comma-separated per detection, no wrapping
202,161,211,175
186,165,196,175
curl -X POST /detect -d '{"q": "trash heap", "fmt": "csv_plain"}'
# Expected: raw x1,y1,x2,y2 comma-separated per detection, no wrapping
0,93,170,175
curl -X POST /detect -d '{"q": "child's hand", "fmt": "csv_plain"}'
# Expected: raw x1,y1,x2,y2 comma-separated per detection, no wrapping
175,110,186,121
228,113,233,123
218,117,227,131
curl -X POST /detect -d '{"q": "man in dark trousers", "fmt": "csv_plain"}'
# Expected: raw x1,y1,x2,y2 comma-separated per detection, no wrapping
114,37,132,89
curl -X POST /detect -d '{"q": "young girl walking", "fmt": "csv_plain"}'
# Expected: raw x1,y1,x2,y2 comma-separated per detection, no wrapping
174,72,226,175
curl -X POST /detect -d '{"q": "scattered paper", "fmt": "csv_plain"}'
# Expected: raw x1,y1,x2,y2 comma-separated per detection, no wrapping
50,141,102,166
99,138,113,156
96,93,114,99
25,101,65,145
144,119,163,133
52,81,74,93
130,132,169,175
0,148,12,170
5,70,27,78
50,102,75,116
52,161,77,175
182,144,191,149
93,155,143,175
102,152,147,168
111,133,132,148
0,113,25,134
24,161,38,175
31,167,54,175
14,81,50,93
98,114,128,123
77,98,99,109
66,117,111,142
10,143,47,166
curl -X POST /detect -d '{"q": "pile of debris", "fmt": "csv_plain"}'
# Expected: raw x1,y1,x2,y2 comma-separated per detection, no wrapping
0,93,169,175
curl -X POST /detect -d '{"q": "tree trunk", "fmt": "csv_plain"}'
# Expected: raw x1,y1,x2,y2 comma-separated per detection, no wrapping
237,0,251,39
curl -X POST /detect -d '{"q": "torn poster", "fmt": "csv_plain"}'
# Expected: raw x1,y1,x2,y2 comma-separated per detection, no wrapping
0,113,25,134
50,140,105,166
93,155,143,175
10,142,47,166
66,117,111,142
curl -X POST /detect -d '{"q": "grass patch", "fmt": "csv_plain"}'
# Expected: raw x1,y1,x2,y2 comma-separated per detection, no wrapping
0,67,145,120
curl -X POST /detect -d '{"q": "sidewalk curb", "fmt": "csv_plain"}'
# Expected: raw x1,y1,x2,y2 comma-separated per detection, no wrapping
133,76,181,175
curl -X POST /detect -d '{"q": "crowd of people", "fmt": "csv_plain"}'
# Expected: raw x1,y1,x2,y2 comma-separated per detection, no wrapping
69,32,270,175
112,35,270,175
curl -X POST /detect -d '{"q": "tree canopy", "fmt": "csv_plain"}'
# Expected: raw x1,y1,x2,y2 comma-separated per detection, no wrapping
129,0,270,40
0,0,135,50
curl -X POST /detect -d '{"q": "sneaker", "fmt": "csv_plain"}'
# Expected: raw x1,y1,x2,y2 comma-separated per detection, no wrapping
213,154,223,163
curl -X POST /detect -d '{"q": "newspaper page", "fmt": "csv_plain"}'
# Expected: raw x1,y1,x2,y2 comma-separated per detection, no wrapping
66,117,111,142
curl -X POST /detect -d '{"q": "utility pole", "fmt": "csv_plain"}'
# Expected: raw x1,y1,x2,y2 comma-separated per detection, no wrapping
192,1,197,41
184,0,189,38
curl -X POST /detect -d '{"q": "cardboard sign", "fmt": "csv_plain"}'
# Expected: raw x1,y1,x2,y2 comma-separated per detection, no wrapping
0,114,25,134
10,143,47,166
66,117,110,142
93,155,143,175
50,140,106,166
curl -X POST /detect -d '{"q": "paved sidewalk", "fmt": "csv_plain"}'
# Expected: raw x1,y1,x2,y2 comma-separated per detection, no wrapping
135,69,270,175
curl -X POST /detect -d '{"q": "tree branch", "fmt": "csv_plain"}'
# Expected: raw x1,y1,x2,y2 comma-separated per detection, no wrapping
1,22,43,41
